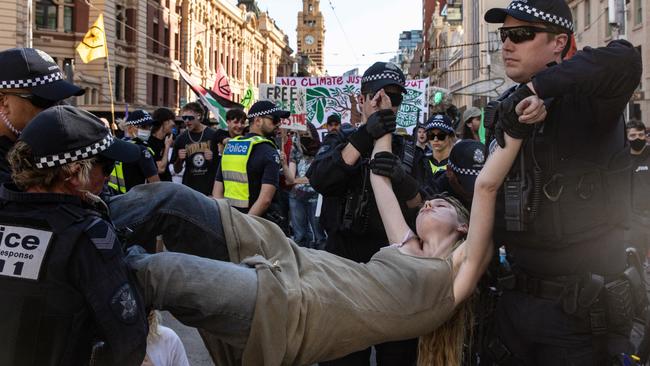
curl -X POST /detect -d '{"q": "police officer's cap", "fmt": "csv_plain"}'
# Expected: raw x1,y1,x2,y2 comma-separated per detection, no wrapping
448,140,487,194
361,62,407,95
425,113,454,134
125,109,154,127
485,0,574,33
0,48,84,101
248,100,290,120
20,106,140,169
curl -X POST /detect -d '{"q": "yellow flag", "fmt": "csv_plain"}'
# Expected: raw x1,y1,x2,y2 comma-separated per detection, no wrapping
76,14,107,63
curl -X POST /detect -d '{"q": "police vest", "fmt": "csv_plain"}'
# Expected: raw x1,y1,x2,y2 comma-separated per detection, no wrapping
0,202,98,365
221,135,274,209
108,139,154,194
428,160,447,174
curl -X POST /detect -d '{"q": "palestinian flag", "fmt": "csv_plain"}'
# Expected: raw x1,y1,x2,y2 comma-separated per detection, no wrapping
174,63,227,129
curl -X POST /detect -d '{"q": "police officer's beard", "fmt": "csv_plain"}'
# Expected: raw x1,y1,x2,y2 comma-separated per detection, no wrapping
0,110,21,137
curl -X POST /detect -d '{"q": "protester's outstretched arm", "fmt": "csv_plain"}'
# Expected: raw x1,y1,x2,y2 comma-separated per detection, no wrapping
452,134,522,305
370,133,411,245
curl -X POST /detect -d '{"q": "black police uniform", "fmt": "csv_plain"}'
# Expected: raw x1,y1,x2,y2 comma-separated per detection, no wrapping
120,137,158,191
0,185,148,366
308,62,420,366
486,41,642,366
628,147,650,259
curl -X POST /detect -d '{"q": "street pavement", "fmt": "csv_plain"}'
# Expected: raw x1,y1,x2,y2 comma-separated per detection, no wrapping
161,311,213,366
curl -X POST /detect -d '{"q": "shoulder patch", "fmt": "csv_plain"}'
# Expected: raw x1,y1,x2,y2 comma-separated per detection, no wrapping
110,283,139,324
84,218,119,256
143,149,152,160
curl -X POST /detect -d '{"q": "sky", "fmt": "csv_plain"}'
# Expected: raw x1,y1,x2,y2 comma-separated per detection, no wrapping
246,0,423,76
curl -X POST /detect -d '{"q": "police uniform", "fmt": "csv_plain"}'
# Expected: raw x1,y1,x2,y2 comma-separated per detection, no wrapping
0,106,147,365
0,48,84,184
422,113,455,179
216,101,287,216
482,1,643,364
432,139,486,207
308,62,419,366
108,110,158,194
628,145,650,260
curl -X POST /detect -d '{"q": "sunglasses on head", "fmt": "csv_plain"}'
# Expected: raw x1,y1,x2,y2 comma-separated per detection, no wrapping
181,115,196,122
94,155,116,176
428,132,449,141
498,26,558,44
0,91,34,101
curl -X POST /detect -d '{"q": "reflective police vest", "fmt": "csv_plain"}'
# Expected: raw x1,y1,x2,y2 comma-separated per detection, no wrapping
0,203,95,365
429,160,447,174
108,139,154,194
221,135,273,209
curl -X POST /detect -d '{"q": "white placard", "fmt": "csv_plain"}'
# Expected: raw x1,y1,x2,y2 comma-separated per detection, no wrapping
0,225,52,280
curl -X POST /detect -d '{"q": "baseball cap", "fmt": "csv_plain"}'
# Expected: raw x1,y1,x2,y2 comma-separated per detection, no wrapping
462,107,482,124
425,113,454,134
485,0,574,33
0,48,84,101
448,140,487,194
361,62,407,94
20,106,140,168
125,109,154,127
247,100,290,120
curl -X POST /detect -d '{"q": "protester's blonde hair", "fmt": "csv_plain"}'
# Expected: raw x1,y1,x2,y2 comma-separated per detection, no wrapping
147,310,162,341
417,193,473,365
8,141,93,190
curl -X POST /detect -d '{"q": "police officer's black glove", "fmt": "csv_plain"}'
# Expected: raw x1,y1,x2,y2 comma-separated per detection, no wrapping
495,85,536,148
347,124,374,156
366,109,397,139
370,151,419,201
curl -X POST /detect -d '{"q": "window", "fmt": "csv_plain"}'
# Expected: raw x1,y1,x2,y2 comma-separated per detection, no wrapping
151,74,159,106
164,25,170,57
584,0,591,26
63,0,74,33
571,6,578,32
116,5,125,40
605,7,612,37
115,65,124,102
635,0,643,25
35,0,57,30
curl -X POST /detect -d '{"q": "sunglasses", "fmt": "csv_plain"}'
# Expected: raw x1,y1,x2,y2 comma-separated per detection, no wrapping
181,115,196,122
498,26,558,44
94,156,116,176
0,91,34,100
262,115,281,125
428,132,449,141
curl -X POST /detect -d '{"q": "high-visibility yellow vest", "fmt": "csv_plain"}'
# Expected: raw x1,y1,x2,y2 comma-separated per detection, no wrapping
429,160,447,175
221,135,274,209
108,139,154,194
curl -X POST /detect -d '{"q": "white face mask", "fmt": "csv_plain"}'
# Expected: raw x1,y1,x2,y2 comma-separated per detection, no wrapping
136,128,151,141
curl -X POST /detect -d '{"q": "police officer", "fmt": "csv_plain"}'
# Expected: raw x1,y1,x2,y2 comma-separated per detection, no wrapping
213,100,289,219
626,120,650,263
433,139,487,208
423,113,455,176
108,110,160,194
482,0,643,364
308,62,421,366
0,105,148,365
0,47,84,183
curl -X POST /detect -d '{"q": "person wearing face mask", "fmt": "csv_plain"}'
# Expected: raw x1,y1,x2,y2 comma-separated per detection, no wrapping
108,110,159,194
0,48,85,184
0,106,148,365
626,120,650,265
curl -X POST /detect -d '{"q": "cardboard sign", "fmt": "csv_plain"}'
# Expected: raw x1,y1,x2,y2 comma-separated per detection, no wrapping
259,84,307,131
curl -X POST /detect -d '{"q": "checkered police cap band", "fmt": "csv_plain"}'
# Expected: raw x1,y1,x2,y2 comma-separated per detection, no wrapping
0,71,63,90
361,72,405,85
449,161,481,176
509,2,574,32
427,121,453,131
125,116,154,126
35,135,114,169
249,107,282,119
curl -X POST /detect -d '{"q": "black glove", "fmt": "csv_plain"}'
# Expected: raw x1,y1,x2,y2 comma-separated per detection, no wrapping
369,151,419,201
347,124,374,156
367,109,397,139
495,85,536,148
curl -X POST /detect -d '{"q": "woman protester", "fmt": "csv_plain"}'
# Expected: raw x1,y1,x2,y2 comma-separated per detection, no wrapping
115,90,530,365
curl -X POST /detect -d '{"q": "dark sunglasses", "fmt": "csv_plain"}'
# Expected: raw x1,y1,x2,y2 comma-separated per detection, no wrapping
262,115,281,125
0,91,34,100
498,26,557,44
181,115,196,122
94,156,116,176
428,132,449,141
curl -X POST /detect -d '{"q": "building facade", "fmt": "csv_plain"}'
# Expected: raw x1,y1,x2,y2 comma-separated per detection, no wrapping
296,0,325,75
0,0,292,119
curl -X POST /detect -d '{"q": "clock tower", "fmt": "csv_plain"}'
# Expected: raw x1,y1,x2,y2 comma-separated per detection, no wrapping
297,0,325,74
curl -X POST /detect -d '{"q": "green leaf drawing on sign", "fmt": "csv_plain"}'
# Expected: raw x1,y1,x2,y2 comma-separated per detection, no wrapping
307,87,331,99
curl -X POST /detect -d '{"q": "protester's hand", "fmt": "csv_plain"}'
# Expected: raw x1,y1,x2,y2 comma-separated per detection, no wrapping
366,109,397,139
178,149,187,160
205,149,213,161
280,151,287,165
517,95,547,124
371,89,393,111
164,134,173,148
370,151,405,183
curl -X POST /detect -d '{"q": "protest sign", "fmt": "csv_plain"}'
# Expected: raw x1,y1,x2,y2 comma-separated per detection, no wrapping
259,84,307,131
